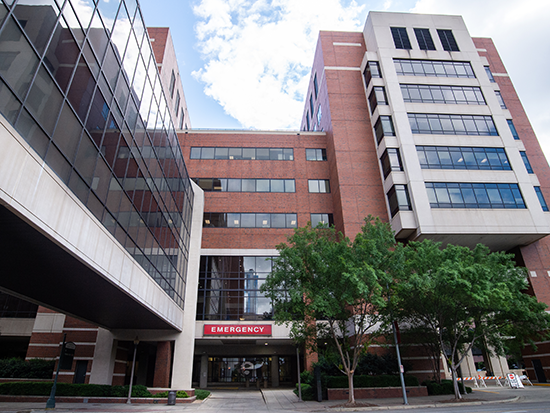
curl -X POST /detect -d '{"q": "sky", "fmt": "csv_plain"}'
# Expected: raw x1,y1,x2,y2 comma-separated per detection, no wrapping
138,0,550,159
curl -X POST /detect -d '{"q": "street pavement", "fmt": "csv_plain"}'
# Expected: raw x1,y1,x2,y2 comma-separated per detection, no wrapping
0,385,548,412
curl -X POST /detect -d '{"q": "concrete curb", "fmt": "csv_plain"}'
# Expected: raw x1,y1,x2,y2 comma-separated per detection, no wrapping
323,396,520,411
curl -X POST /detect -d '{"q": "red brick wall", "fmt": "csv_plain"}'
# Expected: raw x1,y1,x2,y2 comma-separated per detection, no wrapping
153,341,172,388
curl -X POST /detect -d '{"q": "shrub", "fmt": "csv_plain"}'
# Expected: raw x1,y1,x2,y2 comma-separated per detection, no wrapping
195,389,210,400
0,358,54,379
326,374,419,388
293,383,315,401
153,390,188,398
422,380,472,395
0,382,152,397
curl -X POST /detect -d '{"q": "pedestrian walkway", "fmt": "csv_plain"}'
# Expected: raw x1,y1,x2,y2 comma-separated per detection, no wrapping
0,386,547,413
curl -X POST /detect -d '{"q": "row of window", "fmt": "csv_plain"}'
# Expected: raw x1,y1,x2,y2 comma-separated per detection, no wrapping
190,147,294,160
192,178,296,193
202,213,334,228
391,27,459,52
204,213,297,228
408,113,498,136
401,84,486,105
394,59,475,78
426,182,525,209
417,146,511,170
190,147,328,162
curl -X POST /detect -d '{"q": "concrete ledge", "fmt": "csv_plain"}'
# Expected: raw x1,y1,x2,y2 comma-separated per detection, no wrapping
0,395,196,404
327,386,428,400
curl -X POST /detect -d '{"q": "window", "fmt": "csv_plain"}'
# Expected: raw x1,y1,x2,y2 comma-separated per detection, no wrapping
417,146,510,170
394,59,475,78
507,119,519,140
203,213,297,228
374,116,396,144
408,113,498,136
437,29,459,51
308,179,330,193
391,27,411,49
363,61,381,86
306,148,327,161
387,185,411,217
495,91,506,109
174,91,180,113
317,104,322,126
425,182,525,209
380,148,403,178
193,178,296,193
368,86,388,113
306,112,310,131
535,187,549,211
309,94,314,115
313,73,318,99
400,84,485,105
520,151,533,174
179,109,185,129
189,147,294,160
311,213,334,227
169,70,175,98
485,66,496,83
414,28,435,50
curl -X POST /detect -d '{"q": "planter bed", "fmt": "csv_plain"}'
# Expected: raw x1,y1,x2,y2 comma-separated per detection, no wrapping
327,386,428,400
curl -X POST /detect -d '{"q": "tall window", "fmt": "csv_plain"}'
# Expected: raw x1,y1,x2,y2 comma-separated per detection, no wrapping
437,29,459,51
495,91,506,109
309,94,314,115
414,28,435,50
363,61,381,86
520,151,533,174
169,70,176,98
485,66,496,83
391,27,411,49
387,185,411,217
380,148,403,178
507,119,519,140
313,73,318,99
535,187,549,212
374,116,396,144
174,91,180,113
368,86,388,114
179,109,185,129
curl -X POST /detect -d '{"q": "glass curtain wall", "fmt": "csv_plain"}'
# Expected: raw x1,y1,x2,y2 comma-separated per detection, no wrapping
0,0,193,308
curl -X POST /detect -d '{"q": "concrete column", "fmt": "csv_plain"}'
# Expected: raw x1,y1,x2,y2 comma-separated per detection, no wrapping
490,354,509,377
89,328,116,385
200,354,208,388
271,356,279,387
153,341,172,388
171,181,203,390
462,349,477,378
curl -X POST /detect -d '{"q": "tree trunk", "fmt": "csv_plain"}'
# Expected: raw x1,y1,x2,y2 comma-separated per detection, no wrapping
347,371,355,405
451,366,462,400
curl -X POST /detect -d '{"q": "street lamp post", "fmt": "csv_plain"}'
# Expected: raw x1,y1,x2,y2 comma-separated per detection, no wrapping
126,337,139,404
46,333,67,409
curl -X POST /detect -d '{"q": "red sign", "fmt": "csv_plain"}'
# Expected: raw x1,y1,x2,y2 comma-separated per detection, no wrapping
204,324,272,336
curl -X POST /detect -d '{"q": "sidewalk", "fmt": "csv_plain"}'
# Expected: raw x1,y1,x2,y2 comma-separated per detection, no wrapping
0,386,540,413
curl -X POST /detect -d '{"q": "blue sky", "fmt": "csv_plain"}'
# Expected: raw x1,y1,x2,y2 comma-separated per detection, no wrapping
138,0,550,157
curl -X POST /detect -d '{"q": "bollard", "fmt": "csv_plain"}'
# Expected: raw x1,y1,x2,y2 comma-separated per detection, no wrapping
167,391,177,405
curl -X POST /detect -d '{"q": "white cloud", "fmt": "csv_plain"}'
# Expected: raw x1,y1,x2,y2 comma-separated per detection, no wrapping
411,0,550,160
192,0,366,129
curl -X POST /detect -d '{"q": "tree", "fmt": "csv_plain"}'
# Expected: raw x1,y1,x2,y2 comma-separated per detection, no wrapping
261,217,395,405
392,240,550,399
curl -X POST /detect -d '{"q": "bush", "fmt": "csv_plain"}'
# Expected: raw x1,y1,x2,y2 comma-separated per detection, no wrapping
422,380,472,395
0,382,152,397
0,358,54,379
326,374,419,388
293,383,316,401
153,390,188,398
195,389,210,400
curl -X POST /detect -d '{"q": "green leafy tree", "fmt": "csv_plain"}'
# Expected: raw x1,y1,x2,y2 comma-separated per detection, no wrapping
393,240,550,399
261,217,395,405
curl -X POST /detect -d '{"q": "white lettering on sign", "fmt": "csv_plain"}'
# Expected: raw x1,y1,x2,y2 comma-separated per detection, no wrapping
204,324,272,336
